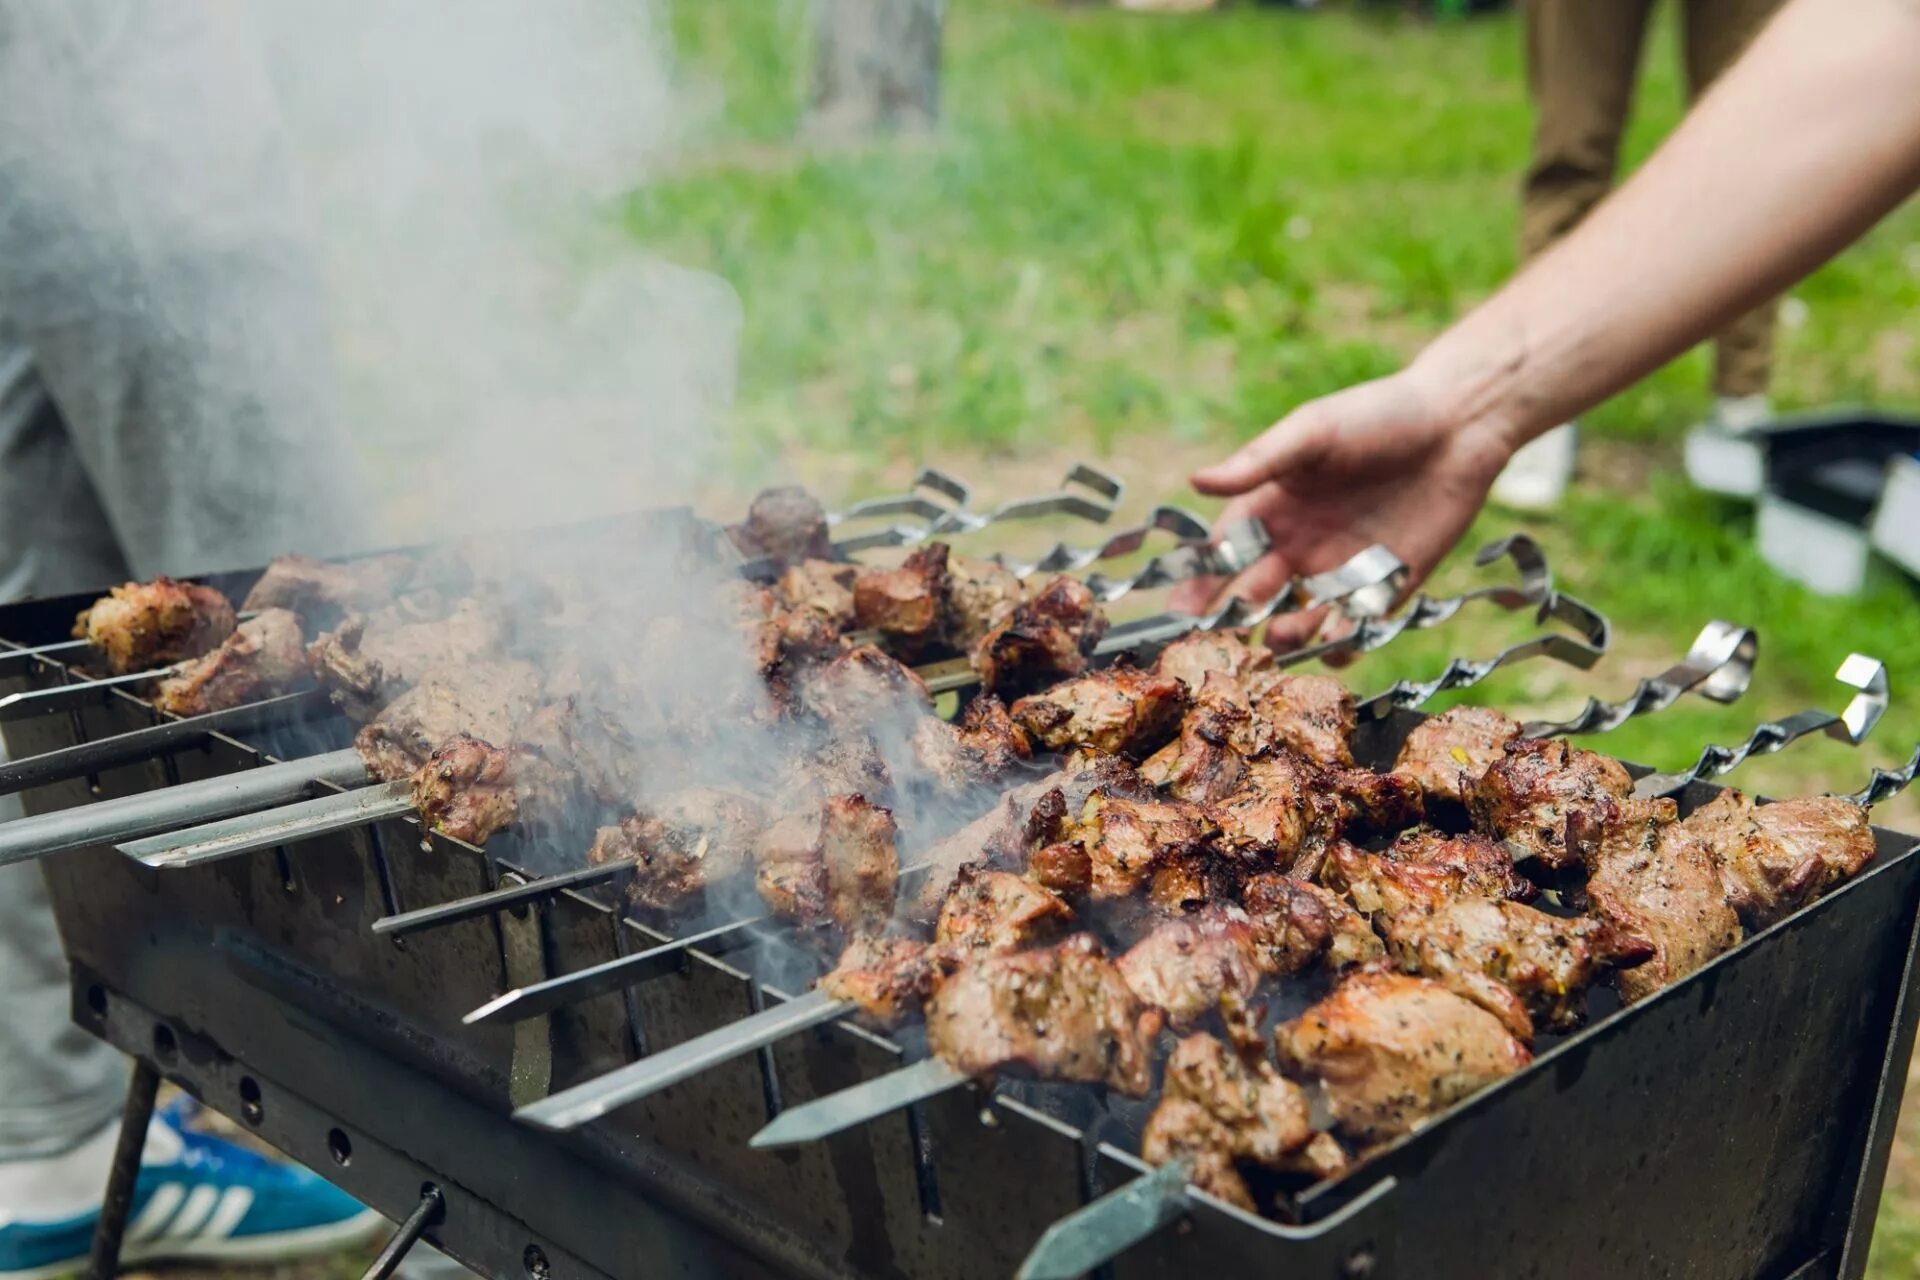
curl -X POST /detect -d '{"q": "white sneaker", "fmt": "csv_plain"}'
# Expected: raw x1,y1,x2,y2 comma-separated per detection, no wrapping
1489,422,1577,511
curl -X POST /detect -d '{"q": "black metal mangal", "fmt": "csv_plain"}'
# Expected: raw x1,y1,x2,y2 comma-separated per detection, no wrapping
3,551,1919,1280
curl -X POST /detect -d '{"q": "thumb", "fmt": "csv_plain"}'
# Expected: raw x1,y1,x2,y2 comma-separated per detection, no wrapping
1191,408,1331,497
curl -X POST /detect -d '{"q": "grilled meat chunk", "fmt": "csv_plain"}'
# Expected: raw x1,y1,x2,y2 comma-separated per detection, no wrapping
801,645,932,725
1469,736,1633,872
1139,674,1267,803
1153,632,1269,693
779,734,893,809
755,794,900,935
969,575,1108,698
76,578,237,674
924,934,1162,1095
909,698,1032,792
1387,828,1538,903
854,543,950,654
820,936,952,1027
1208,752,1332,867
153,608,310,716
1011,665,1188,759
240,554,415,631
588,788,766,916
943,555,1025,649
1584,798,1742,1005
1324,842,1476,919
936,866,1073,954
1118,906,1266,1027
1275,969,1531,1144
1274,879,1385,970
1237,873,1339,974
1391,706,1523,807
310,596,509,722
1062,790,1216,901
352,660,544,781
1141,1034,1317,1210
729,584,850,685
1682,789,1877,929
728,486,834,564
775,559,859,628
1321,763,1425,843
1248,673,1358,767
1382,897,1653,1041
409,734,519,846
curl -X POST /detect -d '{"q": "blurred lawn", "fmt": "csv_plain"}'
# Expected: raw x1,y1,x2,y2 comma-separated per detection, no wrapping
631,0,1920,1271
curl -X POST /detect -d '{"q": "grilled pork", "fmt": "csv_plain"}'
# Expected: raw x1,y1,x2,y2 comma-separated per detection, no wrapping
969,575,1107,698
75,578,237,674
153,608,310,716
935,866,1073,954
853,543,949,654
727,486,834,564
1583,798,1742,1005
309,595,508,722
1681,789,1876,929
755,794,900,936
409,734,519,846
1141,1034,1318,1210
1247,672,1358,768
1391,706,1524,808
587,787,767,916
1469,736,1633,872
1153,631,1269,693
351,660,543,781
775,559,859,628
241,554,416,631
1010,665,1188,759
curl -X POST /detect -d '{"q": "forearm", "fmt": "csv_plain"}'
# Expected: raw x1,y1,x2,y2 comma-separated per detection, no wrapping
1417,0,1920,447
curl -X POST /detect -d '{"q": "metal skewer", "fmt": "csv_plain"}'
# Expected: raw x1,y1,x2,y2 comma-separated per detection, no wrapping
1845,743,1920,808
371,859,638,937
1518,619,1756,738
1016,1157,1194,1280
118,780,414,869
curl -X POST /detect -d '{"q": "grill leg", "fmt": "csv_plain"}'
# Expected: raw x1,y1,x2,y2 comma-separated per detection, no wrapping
86,1060,161,1280
361,1185,446,1280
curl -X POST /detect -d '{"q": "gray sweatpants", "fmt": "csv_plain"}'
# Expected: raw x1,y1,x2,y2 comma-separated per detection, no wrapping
0,2,364,1160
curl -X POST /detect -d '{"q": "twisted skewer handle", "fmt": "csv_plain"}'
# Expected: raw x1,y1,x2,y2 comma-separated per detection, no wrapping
1518,619,1756,738
1844,743,1920,808
927,463,1121,537
1353,591,1611,722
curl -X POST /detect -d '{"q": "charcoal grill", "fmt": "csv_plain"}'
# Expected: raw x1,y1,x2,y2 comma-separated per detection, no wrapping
2,509,1917,1280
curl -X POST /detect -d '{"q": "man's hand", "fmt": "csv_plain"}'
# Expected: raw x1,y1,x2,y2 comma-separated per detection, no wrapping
1170,366,1515,650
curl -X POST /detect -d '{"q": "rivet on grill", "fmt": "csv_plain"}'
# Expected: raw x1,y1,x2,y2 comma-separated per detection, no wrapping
239,1076,264,1125
328,1127,353,1166
523,1244,550,1280
151,1023,177,1062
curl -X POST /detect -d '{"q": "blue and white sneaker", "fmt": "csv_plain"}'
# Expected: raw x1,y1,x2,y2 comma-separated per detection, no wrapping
0,1100,383,1280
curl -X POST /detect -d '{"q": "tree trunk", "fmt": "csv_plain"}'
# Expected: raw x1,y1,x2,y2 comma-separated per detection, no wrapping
806,0,944,139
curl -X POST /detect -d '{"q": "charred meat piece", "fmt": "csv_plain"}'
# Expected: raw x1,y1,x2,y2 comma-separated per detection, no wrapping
1248,673,1357,768
936,866,1074,954
76,578,237,674
779,733,894,809
969,575,1108,698
1321,763,1424,843
755,794,900,935
1141,1034,1317,1210
954,694,1032,769
1275,968,1532,1144
775,559,859,628
728,486,834,564
925,934,1162,1095
240,554,416,632
910,701,1033,793
1469,736,1633,872
1382,897,1653,1041
1153,632,1269,694
728,584,850,685
1236,873,1338,975
853,543,950,655
1063,789,1216,901
1118,906,1267,1027
802,645,932,726
819,936,953,1027
1140,673,1268,803
1324,841,1476,919
309,596,509,722
588,788,767,916
153,608,311,716
1584,798,1742,1005
943,555,1025,650
352,660,544,781
1208,752,1332,867
1387,828,1538,904
409,734,519,846
1011,665,1188,759
1391,706,1523,808
1682,789,1877,929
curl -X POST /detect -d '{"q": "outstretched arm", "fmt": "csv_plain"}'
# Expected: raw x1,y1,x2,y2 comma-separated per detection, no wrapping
1178,0,1920,639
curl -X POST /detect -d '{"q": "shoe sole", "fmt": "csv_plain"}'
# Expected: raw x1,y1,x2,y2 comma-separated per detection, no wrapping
0,1207,387,1280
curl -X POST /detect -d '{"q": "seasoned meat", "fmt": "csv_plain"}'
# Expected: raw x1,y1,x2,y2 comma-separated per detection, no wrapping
1011,665,1188,759
588,788,766,916
1391,707,1523,807
943,555,1025,650
1247,673,1357,768
924,934,1162,1095
153,608,311,716
76,578,237,674
1139,674,1266,803
819,936,952,1027
1584,798,1741,1005
1248,874,1382,970
1469,736,1633,872
1153,632,1269,694
754,794,900,935
936,866,1073,954
853,543,950,655
1141,1034,1316,1210
969,575,1108,698
910,704,1032,793
240,554,415,631
779,734,893,809
1324,842,1476,919
1063,790,1216,901
1682,789,1877,929
1118,906,1266,1027
1321,763,1425,842
309,596,509,722
1144,853,1240,919
728,486,834,564
1387,828,1538,903
954,695,1032,769
802,645,932,726
728,584,849,685
352,661,544,781
1274,969,1531,1144
1236,872,1337,975
1208,752,1332,867
409,734,518,846
1382,897,1653,1041
775,559,859,628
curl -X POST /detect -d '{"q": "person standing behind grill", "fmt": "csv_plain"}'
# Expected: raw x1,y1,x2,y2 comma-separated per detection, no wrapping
1490,0,1785,509
0,6,389,1277
1175,0,1920,638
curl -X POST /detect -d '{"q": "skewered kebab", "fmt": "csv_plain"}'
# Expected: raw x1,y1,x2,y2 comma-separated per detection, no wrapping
72,577,238,674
